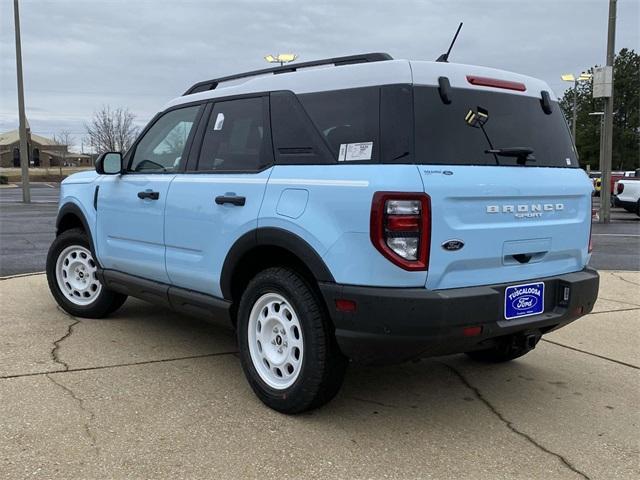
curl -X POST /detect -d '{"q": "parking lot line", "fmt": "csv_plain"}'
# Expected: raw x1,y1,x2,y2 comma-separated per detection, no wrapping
592,233,640,237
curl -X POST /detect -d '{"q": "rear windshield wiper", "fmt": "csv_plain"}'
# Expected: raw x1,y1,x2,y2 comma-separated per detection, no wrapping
485,147,536,165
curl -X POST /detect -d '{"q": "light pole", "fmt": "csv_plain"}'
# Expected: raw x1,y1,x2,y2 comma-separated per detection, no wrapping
13,0,30,203
600,0,617,224
264,53,298,67
561,72,593,142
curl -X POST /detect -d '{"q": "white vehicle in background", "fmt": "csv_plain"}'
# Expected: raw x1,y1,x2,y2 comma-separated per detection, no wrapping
614,176,640,216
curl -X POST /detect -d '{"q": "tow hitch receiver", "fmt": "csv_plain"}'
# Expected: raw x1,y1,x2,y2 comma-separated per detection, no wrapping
515,331,542,353
494,331,542,358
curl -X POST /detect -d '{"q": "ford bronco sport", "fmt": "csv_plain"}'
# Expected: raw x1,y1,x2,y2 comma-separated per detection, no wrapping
46,53,599,413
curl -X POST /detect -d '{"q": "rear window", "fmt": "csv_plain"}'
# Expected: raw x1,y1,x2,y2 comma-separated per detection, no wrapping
414,86,578,167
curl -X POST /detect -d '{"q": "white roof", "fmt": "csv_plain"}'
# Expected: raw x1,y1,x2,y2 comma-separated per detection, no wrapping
164,58,555,112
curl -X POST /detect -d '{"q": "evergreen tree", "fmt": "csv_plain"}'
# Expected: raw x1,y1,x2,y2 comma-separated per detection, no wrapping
559,48,639,171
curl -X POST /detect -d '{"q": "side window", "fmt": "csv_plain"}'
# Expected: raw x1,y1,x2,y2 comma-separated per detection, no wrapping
129,105,201,173
197,97,271,172
298,87,380,163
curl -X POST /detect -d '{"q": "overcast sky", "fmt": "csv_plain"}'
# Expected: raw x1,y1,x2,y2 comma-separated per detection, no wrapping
0,0,638,150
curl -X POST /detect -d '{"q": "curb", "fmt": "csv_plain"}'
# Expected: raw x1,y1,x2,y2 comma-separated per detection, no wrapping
0,271,45,281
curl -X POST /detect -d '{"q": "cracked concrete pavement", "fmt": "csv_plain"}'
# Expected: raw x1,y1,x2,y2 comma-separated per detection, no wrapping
0,271,638,479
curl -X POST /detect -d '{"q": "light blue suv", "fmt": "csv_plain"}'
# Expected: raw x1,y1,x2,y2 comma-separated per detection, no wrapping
46,53,599,413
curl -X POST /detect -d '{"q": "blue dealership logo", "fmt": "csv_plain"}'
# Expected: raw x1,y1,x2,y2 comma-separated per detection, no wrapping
504,282,544,320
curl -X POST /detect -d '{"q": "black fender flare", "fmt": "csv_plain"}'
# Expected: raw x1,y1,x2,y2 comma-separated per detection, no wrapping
56,203,98,259
220,227,335,300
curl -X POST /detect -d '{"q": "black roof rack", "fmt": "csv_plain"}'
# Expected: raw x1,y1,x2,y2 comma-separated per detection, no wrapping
182,52,393,96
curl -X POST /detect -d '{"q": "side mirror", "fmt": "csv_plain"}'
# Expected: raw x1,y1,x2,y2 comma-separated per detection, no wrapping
95,152,123,175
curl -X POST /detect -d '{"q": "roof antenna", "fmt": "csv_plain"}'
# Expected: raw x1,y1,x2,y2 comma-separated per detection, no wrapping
436,22,463,62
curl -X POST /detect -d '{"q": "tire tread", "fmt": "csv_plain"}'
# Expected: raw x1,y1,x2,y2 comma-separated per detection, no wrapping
238,267,347,413
46,228,127,318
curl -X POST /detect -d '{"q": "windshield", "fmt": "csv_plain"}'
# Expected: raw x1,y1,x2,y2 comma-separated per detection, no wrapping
414,86,578,168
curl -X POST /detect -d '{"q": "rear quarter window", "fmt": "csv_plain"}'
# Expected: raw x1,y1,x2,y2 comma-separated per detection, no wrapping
298,87,380,163
414,86,578,168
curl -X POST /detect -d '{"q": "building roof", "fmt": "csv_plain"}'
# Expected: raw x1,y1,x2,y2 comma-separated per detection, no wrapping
0,129,62,147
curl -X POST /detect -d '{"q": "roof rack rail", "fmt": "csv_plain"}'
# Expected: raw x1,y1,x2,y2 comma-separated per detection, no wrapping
182,52,393,96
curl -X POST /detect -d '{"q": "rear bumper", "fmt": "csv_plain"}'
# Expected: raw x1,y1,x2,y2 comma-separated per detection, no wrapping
320,268,599,364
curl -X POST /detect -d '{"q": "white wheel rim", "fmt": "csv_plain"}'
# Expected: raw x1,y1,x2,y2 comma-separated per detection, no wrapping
248,293,304,390
55,245,102,306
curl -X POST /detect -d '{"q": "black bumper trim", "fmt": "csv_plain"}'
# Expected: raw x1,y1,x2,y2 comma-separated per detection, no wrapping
319,268,599,364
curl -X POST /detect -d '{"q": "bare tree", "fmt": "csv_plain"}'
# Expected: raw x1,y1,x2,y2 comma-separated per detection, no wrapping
53,129,74,173
85,106,139,154
53,129,74,150
160,122,189,156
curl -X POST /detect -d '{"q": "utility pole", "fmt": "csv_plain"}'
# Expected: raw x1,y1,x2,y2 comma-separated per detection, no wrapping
13,0,30,203
600,0,617,223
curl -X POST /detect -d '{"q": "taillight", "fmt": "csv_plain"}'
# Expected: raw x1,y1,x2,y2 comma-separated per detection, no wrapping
617,183,624,194
370,192,431,270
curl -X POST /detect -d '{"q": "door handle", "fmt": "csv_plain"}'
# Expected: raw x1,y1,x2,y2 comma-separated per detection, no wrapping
215,195,246,206
138,191,160,200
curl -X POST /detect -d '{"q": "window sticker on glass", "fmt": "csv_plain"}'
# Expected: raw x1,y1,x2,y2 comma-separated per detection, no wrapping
338,142,373,162
213,113,225,131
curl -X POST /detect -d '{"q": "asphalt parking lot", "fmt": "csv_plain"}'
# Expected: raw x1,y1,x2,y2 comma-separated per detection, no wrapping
0,184,58,276
1,271,638,479
1,184,638,276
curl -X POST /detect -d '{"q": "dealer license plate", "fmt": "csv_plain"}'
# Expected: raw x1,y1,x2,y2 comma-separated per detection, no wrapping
504,282,545,320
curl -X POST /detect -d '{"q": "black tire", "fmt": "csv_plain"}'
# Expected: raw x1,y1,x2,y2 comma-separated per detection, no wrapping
636,199,640,217
237,267,347,413
46,228,127,318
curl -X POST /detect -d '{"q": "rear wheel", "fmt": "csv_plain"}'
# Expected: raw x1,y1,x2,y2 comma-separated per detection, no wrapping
237,267,347,413
46,228,127,318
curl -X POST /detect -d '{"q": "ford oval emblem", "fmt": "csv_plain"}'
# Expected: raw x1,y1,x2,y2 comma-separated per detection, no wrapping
511,295,538,311
442,239,464,251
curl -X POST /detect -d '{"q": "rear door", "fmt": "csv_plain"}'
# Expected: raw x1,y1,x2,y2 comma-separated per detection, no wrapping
96,104,202,283
412,82,592,291
164,96,273,298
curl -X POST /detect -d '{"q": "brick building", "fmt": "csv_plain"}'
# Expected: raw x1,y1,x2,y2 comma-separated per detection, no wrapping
0,129,92,168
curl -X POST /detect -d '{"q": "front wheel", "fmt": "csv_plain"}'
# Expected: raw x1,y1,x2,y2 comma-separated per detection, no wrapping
237,267,347,413
46,228,127,318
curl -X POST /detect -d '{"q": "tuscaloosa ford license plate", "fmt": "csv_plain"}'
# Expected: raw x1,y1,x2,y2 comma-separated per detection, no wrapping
504,282,545,320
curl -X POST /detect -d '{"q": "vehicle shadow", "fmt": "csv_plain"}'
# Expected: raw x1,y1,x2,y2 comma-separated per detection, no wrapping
102,299,584,431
